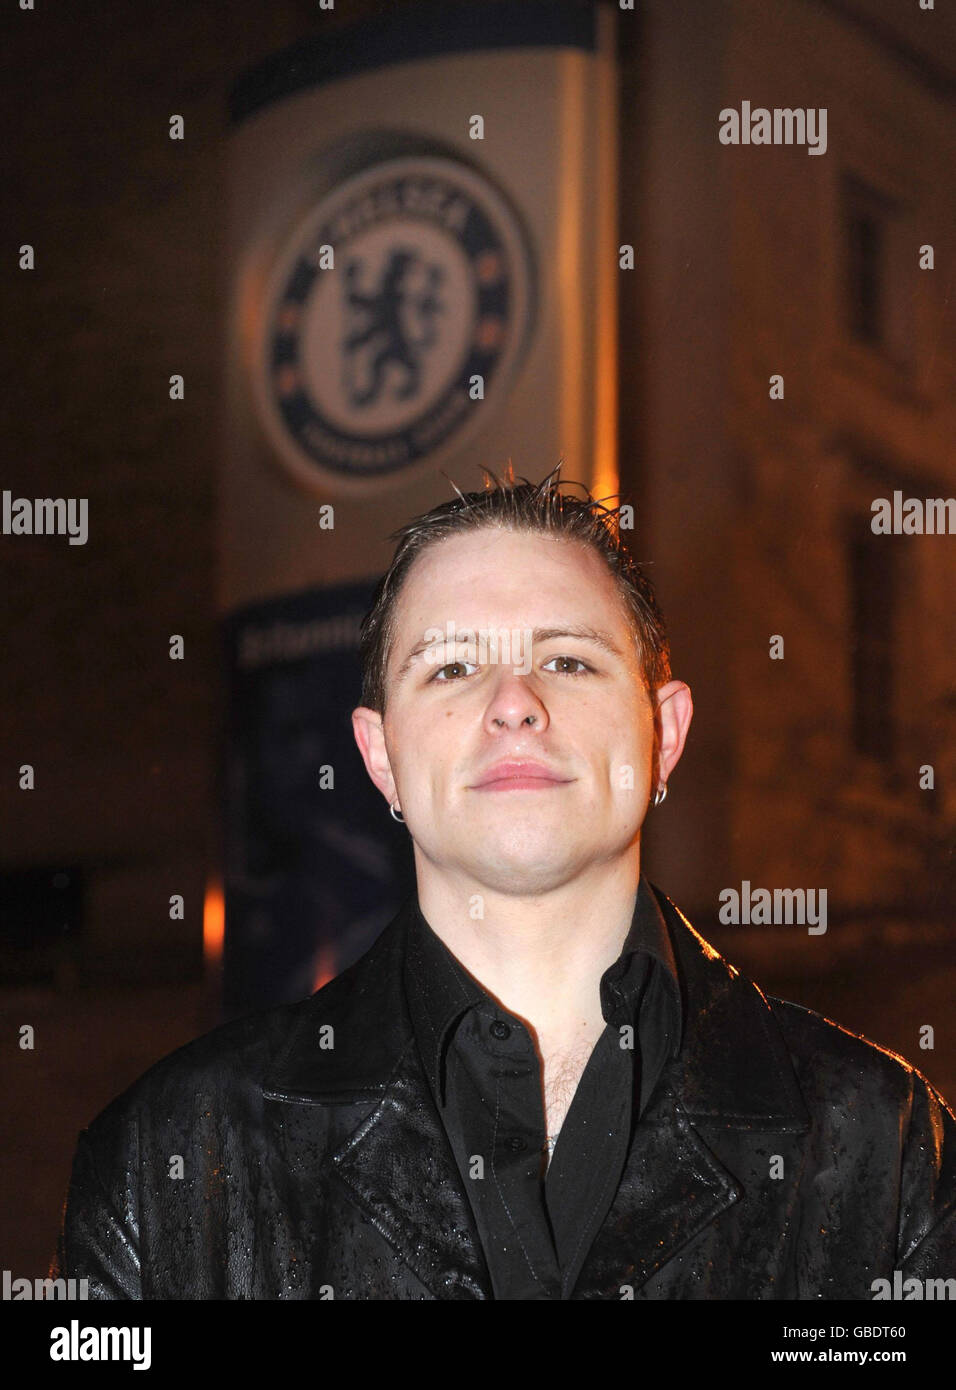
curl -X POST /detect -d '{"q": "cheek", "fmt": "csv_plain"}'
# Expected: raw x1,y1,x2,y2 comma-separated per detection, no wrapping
605,711,654,795
388,704,459,786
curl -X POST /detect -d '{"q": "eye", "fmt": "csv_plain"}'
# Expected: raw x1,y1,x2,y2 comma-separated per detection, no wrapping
430,660,479,682
542,656,594,676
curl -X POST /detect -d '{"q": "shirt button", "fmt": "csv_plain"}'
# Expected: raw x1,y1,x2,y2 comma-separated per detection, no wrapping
489,1020,511,1040
505,1137,526,1153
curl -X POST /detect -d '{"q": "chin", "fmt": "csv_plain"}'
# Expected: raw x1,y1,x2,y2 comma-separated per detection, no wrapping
479,870,567,898
471,848,577,896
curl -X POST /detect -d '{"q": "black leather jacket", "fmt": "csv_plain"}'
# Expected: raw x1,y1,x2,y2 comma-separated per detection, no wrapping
52,885,956,1299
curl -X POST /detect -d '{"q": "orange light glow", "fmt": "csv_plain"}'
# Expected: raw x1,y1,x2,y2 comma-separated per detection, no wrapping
556,39,619,508
591,8,620,508
203,879,225,966
311,944,337,994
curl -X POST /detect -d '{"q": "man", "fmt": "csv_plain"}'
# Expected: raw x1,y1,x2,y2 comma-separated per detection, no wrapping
53,467,956,1299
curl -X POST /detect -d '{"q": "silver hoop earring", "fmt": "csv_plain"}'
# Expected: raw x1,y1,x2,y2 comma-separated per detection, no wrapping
653,783,668,807
390,802,405,823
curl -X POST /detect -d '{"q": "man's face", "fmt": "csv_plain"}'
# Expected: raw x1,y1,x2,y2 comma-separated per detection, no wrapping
353,528,664,896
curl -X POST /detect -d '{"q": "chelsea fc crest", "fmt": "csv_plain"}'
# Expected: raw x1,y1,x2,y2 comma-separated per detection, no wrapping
253,152,536,492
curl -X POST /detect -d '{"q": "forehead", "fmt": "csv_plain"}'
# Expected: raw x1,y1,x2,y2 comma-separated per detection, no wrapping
393,527,629,632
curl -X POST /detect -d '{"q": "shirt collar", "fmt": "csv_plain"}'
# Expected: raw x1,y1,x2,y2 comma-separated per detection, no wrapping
403,875,683,1107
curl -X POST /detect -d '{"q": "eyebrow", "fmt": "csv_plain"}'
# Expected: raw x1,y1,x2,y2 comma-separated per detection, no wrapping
392,624,627,685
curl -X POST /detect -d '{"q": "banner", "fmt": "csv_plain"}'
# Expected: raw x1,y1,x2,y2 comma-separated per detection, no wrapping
221,581,415,1016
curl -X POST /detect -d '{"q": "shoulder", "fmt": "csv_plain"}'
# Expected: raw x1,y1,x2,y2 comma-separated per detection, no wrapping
766,993,956,1127
652,883,956,1131
78,912,405,1150
767,992,924,1085
79,996,311,1144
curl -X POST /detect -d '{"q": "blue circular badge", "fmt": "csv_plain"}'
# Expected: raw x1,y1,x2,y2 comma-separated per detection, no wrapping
255,154,536,491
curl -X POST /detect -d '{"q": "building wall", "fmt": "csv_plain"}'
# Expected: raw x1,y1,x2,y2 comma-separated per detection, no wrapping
725,0,956,914
631,0,955,934
2,0,387,978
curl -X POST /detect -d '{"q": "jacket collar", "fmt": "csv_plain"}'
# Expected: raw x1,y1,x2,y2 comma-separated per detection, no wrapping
402,873,682,1111
261,883,810,1298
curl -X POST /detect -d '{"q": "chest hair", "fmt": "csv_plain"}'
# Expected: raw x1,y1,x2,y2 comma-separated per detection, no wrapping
542,1038,598,1138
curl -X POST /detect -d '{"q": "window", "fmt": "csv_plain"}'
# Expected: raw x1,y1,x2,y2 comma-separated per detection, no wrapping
840,174,914,368
846,202,883,343
843,176,891,346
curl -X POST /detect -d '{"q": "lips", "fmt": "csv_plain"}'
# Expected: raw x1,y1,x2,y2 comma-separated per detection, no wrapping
472,760,570,789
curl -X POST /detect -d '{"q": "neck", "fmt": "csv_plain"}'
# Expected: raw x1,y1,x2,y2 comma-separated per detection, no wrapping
413,850,641,1052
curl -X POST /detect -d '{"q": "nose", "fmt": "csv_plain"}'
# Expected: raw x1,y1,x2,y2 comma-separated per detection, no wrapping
483,671,550,733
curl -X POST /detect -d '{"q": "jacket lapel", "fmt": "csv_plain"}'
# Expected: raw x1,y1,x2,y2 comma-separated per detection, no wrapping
573,890,812,1297
568,1083,744,1298
261,897,493,1300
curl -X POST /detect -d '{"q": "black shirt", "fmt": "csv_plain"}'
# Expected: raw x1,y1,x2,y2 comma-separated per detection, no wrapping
403,875,683,1299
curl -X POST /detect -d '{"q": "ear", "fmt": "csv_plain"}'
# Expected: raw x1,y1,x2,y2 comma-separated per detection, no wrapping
654,680,693,786
351,706,399,808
